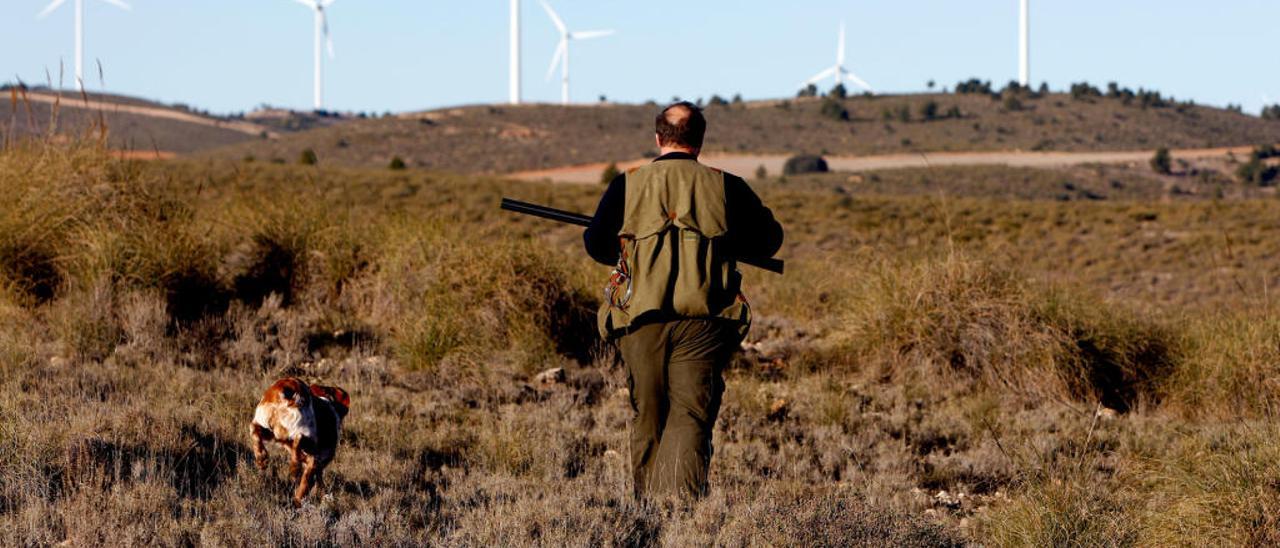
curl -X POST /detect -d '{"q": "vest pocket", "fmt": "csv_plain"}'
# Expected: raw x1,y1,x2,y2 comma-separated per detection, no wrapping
672,230,722,317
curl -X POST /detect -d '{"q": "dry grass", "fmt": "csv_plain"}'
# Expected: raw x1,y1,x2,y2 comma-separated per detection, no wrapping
2,138,1280,545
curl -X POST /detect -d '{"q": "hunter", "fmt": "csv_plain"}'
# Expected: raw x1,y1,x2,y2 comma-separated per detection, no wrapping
584,101,784,499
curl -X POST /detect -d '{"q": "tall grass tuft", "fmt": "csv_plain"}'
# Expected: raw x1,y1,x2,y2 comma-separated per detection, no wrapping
845,255,1178,411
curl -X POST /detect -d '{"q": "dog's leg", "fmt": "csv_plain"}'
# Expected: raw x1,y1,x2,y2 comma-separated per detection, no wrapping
293,456,318,507
288,438,304,483
250,424,272,470
311,462,327,499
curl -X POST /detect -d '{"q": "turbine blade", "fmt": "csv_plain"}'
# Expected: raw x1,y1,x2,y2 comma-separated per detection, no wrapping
837,22,845,65
800,66,837,87
292,0,317,8
570,29,614,40
545,39,566,81
539,0,566,33
98,0,132,10
845,71,874,93
322,12,335,58
36,0,68,19
320,0,336,6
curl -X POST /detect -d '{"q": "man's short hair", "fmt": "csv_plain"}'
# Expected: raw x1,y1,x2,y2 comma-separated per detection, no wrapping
655,101,706,150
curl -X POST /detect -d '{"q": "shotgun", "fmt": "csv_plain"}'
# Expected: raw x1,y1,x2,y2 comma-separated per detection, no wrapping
500,197,784,275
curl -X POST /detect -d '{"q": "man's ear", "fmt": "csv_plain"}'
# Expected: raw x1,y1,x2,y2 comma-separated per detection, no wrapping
655,134,661,148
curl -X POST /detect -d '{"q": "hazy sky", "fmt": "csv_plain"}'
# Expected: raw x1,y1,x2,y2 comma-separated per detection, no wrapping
3,1,1278,115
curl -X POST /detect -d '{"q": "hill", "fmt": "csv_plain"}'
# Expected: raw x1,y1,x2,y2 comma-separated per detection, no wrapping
0,88,364,154
202,90,1280,173
0,89,267,154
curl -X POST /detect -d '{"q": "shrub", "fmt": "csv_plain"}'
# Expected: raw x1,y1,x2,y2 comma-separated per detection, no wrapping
828,83,847,99
1070,82,1102,101
1236,157,1278,186
955,78,993,95
1262,104,1280,120
1150,147,1172,175
708,95,729,107
600,162,620,184
819,97,849,121
755,164,767,180
298,148,318,165
1002,95,1023,112
895,105,911,123
920,100,939,121
389,156,407,170
797,84,818,98
783,155,829,175
844,257,1178,411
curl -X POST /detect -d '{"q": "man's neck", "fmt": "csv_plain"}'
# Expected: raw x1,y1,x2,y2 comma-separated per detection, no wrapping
659,147,699,159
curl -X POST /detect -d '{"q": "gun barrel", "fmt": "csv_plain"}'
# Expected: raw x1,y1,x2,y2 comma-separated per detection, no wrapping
499,197,784,274
500,198,592,227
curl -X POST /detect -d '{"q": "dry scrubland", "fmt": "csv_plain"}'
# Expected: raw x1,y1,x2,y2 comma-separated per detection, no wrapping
203,91,1280,174
3,140,1280,546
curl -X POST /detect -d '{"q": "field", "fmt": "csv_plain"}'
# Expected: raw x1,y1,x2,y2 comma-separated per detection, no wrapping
3,114,1280,545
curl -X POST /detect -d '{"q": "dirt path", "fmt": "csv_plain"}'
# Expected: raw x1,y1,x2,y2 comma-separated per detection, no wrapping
507,146,1257,184
16,92,277,138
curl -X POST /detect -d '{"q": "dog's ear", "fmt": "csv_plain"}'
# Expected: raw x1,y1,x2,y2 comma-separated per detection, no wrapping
310,385,350,417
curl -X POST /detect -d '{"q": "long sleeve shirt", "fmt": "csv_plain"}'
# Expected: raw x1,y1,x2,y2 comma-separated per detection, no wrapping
582,152,784,266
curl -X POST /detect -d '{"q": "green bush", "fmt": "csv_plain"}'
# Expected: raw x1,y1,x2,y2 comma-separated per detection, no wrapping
1150,147,1172,175
920,100,939,121
389,156,407,170
1236,158,1278,186
783,155,829,175
299,148,318,166
819,97,849,121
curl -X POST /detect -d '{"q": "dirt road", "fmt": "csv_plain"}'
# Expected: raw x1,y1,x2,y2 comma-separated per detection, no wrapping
507,146,1256,184
15,91,276,138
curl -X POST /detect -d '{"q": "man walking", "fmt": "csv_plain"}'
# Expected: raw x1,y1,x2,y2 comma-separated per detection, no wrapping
584,101,783,499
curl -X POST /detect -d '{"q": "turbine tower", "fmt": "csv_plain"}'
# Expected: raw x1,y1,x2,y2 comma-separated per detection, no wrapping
510,0,521,104
540,0,614,105
1019,0,1030,86
37,0,132,89
799,22,874,95
290,0,336,111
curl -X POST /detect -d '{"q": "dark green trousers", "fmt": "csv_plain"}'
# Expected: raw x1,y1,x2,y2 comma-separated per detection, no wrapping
619,319,734,499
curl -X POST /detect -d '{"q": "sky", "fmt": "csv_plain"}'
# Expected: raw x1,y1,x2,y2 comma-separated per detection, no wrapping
3,1,1278,115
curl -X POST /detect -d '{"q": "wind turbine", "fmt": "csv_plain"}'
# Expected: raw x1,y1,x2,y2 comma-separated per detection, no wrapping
1019,0,1030,86
290,0,336,111
37,0,131,89
799,22,874,95
540,0,614,105
510,0,521,104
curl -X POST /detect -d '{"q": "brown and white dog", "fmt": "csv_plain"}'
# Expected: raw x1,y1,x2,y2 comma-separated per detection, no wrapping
250,378,350,507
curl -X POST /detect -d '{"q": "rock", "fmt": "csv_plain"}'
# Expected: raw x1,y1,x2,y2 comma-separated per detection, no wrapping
604,449,620,459
535,367,566,385
767,398,789,421
49,356,69,368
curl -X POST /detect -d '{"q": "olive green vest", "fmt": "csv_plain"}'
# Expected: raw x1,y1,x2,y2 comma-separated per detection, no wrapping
597,159,751,339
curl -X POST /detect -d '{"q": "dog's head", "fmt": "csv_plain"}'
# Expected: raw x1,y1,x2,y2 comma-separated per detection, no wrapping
270,378,312,409
309,384,350,418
